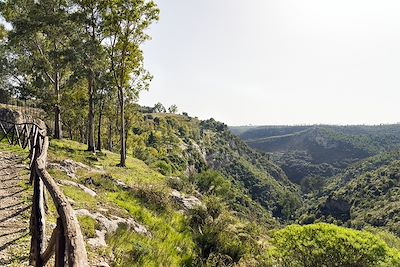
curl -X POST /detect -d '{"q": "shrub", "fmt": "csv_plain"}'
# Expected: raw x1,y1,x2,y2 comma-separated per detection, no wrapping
269,223,400,267
151,160,172,175
131,185,170,212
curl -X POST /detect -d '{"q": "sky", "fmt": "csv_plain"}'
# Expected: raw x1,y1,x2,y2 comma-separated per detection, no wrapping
139,0,400,126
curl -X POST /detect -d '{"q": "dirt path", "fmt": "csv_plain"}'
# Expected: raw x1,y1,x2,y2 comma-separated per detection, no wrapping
0,151,31,266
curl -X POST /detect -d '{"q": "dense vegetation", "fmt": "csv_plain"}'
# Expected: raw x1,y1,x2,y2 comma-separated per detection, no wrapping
299,151,400,235
232,125,400,185
127,113,300,222
269,223,400,267
2,1,400,266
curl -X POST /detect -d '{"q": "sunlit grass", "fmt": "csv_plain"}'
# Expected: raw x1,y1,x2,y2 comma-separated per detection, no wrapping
44,139,194,265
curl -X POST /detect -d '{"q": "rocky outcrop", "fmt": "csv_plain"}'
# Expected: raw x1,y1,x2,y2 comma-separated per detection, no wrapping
48,159,102,179
58,179,97,197
170,189,205,212
74,209,150,248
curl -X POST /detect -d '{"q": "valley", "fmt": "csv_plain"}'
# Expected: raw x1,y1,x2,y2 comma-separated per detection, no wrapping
2,0,400,265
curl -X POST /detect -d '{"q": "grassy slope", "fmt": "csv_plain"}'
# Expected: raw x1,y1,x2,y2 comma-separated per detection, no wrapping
47,140,400,266
47,139,194,266
3,132,400,266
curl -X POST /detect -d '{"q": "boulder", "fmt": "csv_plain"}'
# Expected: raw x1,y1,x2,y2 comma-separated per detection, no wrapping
170,189,205,212
75,209,151,248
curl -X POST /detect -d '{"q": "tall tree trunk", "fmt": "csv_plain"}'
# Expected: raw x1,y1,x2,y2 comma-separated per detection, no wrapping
108,121,113,151
80,128,85,144
87,71,95,152
54,72,62,139
119,87,126,167
97,101,103,151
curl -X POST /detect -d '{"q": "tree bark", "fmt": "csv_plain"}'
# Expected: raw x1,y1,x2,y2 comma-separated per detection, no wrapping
108,121,112,151
96,101,103,151
87,71,95,152
54,71,62,139
119,87,126,167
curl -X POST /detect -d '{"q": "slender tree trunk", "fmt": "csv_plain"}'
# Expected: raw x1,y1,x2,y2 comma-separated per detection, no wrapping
97,102,103,151
80,128,85,144
54,71,62,139
87,71,95,152
119,87,126,167
108,121,113,151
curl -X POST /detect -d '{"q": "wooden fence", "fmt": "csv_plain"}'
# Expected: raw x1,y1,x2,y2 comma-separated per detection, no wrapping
0,119,88,267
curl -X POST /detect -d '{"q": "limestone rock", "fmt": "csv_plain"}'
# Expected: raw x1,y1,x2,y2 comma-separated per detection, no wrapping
48,159,99,179
75,209,151,248
170,189,205,212
58,179,97,197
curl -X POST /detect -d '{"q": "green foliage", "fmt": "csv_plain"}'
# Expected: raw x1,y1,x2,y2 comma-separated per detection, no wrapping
301,176,326,194
168,104,178,114
300,151,400,235
189,196,270,266
154,102,166,113
78,215,99,238
269,223,400,267
107,191,194,267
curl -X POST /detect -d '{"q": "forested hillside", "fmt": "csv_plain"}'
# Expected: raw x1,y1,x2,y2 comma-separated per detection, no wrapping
232,125,400,185
2,0,400,266
299,151,400,235
131,113,302,220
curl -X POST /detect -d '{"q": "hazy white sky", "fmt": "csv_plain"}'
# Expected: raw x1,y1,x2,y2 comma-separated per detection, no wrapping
139,0,400,126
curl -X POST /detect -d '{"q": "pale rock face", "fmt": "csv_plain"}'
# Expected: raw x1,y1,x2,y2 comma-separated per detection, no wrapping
74,209,151,249
170,189,205,212
48,159,94,179
58,179,97,197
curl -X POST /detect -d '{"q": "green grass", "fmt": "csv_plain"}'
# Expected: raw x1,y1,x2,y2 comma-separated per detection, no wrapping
0,138,29,157
45,139,195,265
49,139,165,186
78,215,99,238
107,191,194,267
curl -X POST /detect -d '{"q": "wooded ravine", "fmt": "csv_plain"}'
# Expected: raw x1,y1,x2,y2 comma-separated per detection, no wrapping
1,1,400,267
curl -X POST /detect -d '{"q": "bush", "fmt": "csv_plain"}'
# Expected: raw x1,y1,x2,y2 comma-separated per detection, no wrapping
131,185,170,212
193,170,231,196
269,223,400,267
151,160,172,175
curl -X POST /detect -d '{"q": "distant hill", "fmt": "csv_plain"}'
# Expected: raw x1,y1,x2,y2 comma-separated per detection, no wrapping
230,125,400,184
299,151,400,235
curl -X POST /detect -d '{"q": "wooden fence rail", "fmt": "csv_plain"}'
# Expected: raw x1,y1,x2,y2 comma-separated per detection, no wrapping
0,119,88,267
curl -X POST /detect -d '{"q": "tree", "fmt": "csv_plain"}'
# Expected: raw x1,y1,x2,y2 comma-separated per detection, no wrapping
1,0,79,139
103,0,159,167
72,0,108,152
168,104,178,114
154,102,166,113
